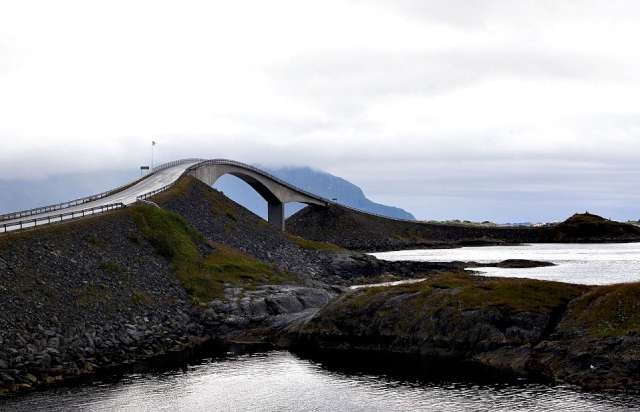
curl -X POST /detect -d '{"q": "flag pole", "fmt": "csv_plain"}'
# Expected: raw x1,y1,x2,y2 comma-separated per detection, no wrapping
151,140,156,170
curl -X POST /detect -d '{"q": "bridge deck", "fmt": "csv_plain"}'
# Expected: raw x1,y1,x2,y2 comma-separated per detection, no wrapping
0,161,201,230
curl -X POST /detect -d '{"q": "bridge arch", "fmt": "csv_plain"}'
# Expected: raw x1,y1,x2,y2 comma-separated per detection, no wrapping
186,160,328,230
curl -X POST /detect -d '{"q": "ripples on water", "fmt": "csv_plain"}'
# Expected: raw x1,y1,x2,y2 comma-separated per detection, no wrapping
371,243,640,285
2,351,639,411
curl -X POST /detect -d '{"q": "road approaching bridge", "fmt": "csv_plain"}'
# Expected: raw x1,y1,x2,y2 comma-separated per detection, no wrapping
0,159,331,233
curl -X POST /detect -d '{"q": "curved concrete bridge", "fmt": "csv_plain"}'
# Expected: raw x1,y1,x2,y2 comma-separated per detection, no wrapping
0,159,330,233
186,160,328,230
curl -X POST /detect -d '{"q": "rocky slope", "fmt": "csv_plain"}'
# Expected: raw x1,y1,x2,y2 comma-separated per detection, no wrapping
0,177,445,395
287,206,640,251
0,208,206,394
153,177,453,285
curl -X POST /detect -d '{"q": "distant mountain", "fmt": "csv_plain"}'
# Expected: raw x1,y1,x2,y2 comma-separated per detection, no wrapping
269,166,415,220
0,166,415,221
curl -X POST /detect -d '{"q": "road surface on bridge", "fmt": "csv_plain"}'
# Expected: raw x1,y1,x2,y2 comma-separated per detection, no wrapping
0,160,202,231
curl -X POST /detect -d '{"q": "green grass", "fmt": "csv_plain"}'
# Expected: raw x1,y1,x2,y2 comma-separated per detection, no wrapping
288,234,343,251
72,282,112,307
195,243,298,301
452,275,587,313
130,204,297,305
562,283,640,337
98,260,124,276
132,290,153,305
336,272,588,316
312,272,591,337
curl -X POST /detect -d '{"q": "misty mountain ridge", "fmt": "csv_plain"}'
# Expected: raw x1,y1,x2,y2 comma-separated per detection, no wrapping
264,166,415,220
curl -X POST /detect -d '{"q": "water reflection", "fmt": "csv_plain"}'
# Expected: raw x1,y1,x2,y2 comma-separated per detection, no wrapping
2,351,639,411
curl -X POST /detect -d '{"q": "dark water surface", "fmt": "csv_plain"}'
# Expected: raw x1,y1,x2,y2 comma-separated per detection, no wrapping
2,350,639,411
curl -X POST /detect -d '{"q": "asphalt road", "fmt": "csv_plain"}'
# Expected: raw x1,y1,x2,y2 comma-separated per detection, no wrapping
0,160,202,232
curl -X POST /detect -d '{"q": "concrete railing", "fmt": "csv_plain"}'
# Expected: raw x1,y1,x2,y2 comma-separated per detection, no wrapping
0,203,126,234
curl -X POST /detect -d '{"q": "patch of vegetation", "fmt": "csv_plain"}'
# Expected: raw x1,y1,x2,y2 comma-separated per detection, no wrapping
132,290,153,305
126,231,141,244
454,275,588,313
129,203,204,260
195,243,298,301
72,282,112,307
335,273,588,317
288,234,343,251
86,234,100,246
224,210,238,221
562,283,640,337
130,204,297,305
99,260,123,276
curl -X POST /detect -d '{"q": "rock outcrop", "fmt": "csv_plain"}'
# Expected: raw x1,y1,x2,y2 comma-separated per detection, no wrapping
290,273,640,389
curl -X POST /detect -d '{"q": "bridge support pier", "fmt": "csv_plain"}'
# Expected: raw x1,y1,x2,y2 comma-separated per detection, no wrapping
268,201,285,231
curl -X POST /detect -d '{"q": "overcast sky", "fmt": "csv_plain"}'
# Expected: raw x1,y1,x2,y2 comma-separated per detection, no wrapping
1,1,639,222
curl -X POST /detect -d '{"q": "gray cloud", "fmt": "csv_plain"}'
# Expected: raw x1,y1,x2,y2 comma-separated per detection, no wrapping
270,49,605,108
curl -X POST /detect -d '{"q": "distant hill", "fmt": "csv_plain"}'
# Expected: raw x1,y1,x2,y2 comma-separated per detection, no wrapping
267,166,415,220
287,207,640,251
0,166,415,221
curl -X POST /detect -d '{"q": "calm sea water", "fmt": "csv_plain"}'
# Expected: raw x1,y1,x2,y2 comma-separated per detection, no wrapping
2,351,639,411
371,243,640,285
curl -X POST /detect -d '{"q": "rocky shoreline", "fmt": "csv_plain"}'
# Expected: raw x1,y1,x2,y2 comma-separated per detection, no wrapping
2,177,640,396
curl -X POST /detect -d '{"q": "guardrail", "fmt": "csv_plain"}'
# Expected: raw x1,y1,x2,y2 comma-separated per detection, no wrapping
0,159,205,223
0,173,150,223
152,158,204,173
136,182,177,201
1,203,126,234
